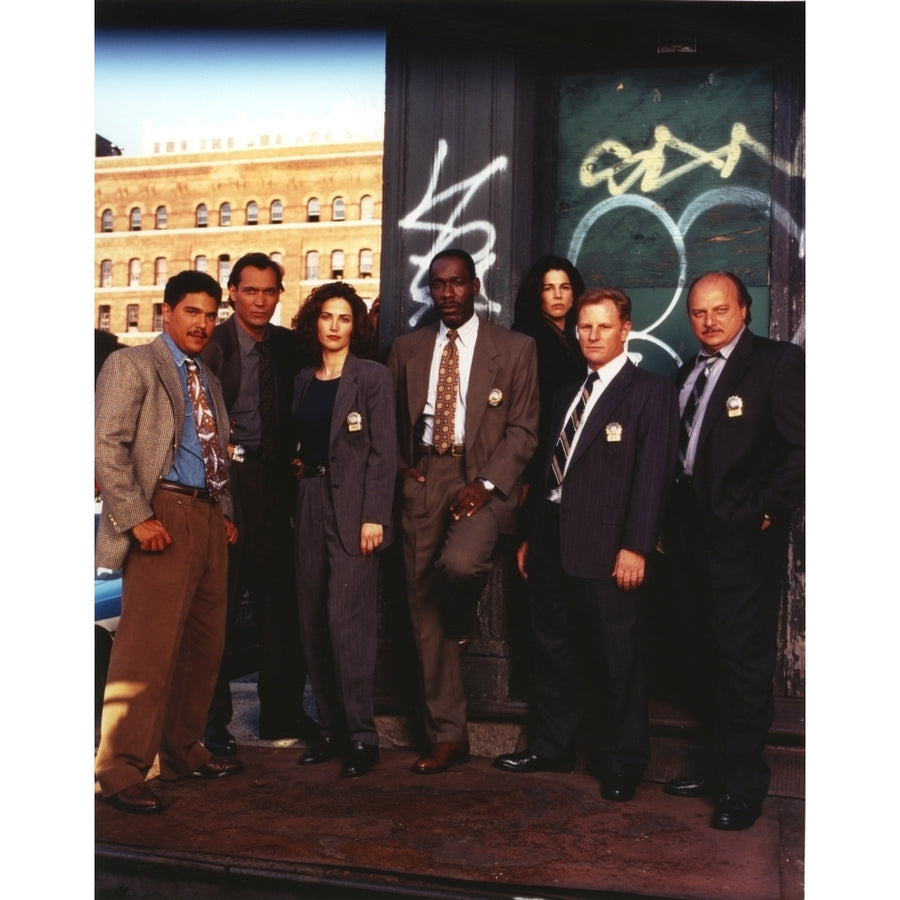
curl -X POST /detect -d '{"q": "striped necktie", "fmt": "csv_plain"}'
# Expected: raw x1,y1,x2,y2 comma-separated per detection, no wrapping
677,352,721,472
550,371,599,487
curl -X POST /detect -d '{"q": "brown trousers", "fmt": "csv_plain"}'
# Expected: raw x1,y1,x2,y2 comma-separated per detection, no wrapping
95,488,228,797
400,454,500,746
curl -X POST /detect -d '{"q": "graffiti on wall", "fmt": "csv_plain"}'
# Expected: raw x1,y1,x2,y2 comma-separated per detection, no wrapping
558,66,805,373
399,138,508,327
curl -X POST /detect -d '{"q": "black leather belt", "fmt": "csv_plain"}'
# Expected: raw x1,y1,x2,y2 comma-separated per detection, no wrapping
231,445,270,464
304,464,329,477
157,481,217,504
419,443,465,457
674,474,694,487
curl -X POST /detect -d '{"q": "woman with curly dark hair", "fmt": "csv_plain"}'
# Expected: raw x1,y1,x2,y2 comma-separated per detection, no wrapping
512,255,586,483
290,282,396,778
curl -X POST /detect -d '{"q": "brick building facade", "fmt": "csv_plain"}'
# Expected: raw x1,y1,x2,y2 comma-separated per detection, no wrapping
94,140,383,343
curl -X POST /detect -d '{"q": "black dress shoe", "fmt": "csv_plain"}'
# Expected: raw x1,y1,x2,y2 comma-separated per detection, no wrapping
202,723,238,756
106,783,163,814
341,741,379,778
710,794,762,830
190,756,244,779
298,736,341,766
493,750,574,773
601,774,638,802
664,774,722,798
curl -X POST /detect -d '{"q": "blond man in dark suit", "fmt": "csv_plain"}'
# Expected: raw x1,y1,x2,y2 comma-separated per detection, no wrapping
387,249,539,774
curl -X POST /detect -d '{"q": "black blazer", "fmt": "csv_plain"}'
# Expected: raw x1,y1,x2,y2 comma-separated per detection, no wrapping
200,315,307,475
534,359,679,581
675,328,805,558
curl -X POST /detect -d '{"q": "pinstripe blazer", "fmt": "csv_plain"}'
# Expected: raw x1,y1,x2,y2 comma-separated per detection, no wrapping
292,354,397,556
539,359,679,581
95,335,233,570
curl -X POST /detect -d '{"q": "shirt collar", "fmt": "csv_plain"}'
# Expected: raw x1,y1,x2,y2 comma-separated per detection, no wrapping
586,349,629,384
700,325,745,365
160,332,190,368
440,313,479,345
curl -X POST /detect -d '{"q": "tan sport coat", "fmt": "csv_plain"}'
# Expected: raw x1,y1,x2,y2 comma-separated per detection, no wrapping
387,316,539,534
95,335,233,570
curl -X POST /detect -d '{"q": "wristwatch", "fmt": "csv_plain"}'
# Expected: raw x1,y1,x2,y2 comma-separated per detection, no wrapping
476,476,496,494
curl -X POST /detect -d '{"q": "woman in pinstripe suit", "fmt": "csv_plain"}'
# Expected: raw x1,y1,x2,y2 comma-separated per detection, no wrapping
290,282,397,778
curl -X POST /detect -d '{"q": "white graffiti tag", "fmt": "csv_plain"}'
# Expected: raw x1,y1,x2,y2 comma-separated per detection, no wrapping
399,139,508,326
567,187,805,365
580,123,802,195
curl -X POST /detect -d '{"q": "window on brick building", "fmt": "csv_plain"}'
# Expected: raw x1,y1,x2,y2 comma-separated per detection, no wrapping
128,258,141,286
270,200,283,224
218,254,231,287
100,259,112,288
101,209,113,232
332,197,345,221
331,250,344,279
360,195,374,220
270,252,283,271
130,208,142,231
152,304,164,331
220,203,232,226
306,251,319,280
307,198,320,222
154,257,168,285
359,249,373,278
246,201,259,225
196,204,208,228
127,304,140,332
155,206,167,229
195,255,207,272
98,306,111,331
217,301,231,323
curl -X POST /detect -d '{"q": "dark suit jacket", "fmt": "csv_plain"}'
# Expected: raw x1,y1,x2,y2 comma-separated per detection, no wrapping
95,335,233,570
535,359,679,581
199,315,307,474
292,354,398,556
675,328,805,558
387,316,540,534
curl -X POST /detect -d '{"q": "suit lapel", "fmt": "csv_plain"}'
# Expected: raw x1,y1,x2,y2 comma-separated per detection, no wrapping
406,326,438,423
465,318,497,440
153,336,185,425
330,355,359,446
567,360,633,471
695,328,753,452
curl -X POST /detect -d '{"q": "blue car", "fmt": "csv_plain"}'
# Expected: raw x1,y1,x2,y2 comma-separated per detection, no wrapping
94,571,121,715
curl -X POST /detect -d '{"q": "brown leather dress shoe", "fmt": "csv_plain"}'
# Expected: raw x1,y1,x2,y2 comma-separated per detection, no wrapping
106,783,163,814
412,741,470,774
190,756,244,779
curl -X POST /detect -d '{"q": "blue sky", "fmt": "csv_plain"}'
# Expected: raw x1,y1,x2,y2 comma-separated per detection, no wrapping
95,29,386,155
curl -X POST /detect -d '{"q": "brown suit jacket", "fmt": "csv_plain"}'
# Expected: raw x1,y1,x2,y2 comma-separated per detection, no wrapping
95,335,233,570
387,316,539,533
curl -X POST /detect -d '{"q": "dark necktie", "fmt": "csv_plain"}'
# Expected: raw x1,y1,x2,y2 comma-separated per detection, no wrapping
677,352,721,472
185,358,228,500
550,371,599,487
433,329,459,454
256,340,276,459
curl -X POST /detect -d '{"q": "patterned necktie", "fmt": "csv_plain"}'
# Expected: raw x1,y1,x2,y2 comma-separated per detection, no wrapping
433,329,459,454
185,358,228,500
256,340,276,459
677,352,721,472
550,371,599,487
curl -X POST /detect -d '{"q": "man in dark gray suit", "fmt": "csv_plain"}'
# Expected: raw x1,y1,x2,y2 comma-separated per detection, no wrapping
662,272,804,830
494,288,679,802
199,253,314,753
